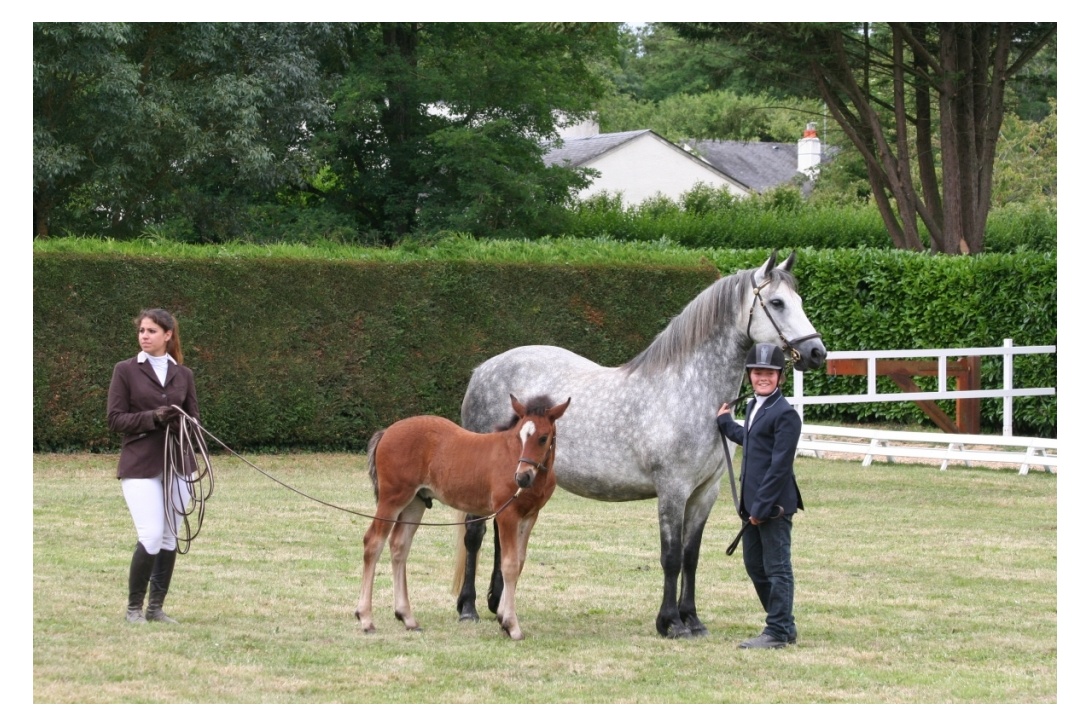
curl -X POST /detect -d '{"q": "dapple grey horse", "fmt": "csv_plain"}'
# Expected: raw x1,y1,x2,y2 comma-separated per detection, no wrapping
454,250,826,638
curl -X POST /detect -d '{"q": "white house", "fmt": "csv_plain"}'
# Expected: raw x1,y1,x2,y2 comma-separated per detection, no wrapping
543,128,749,207
548,120,826,206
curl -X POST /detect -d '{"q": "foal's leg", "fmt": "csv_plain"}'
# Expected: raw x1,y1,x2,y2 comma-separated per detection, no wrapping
356,516,396,633
515,512,539,578
494,513,532,641
389,497,427,631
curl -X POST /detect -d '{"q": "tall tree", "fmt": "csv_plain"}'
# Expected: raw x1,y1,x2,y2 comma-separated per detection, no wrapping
673,22,1056,254
316,22,614,241
34,22,335,240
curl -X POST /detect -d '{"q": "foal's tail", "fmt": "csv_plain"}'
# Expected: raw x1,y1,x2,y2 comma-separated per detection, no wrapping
366,429,385,499
451,514,468,596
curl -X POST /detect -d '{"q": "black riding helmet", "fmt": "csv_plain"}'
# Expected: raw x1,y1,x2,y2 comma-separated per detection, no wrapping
745,343,786,371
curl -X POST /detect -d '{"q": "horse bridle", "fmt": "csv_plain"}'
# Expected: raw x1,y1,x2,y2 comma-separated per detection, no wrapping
515,430,556,489
746,278,822,365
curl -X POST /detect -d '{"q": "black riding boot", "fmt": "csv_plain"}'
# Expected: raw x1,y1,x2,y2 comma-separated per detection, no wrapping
126,542,155,623
146,548,179,623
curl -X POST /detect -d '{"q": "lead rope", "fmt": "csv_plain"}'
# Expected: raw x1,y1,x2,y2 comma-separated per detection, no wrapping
162,405,522,529
718,391,786,557
162,407,215,554
718,392,750,556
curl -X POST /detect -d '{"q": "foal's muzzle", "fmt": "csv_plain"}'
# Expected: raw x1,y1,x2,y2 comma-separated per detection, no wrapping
514,457,545,489
515,469,533,489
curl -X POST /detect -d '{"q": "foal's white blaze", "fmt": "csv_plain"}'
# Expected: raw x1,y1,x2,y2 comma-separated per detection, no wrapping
515,420,538,478
519,420,536,445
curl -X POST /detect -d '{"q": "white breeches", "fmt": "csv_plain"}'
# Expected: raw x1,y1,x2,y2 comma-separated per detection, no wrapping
122,474,193,554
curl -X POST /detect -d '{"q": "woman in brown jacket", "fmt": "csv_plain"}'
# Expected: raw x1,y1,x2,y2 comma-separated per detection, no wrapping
107,308,200,624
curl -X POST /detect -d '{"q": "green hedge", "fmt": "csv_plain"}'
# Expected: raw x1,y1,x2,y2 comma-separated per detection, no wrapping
785,249,1057,436
33,245,1056,452
563,193,1057,254
33,253,719,452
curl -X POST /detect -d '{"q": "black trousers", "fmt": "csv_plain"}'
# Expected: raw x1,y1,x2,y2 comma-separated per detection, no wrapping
741,514,796,641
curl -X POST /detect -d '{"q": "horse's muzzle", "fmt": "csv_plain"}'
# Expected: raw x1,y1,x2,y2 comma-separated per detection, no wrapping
514,469,534,489
792,337,828,372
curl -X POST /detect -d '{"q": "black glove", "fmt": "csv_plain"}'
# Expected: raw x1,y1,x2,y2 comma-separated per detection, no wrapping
153,406,180,427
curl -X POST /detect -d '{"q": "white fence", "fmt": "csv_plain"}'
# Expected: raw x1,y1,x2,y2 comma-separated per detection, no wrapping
785,340,1057,474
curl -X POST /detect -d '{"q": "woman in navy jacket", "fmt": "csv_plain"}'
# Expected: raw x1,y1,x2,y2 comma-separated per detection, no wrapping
717,343,803,649
107,308,199,624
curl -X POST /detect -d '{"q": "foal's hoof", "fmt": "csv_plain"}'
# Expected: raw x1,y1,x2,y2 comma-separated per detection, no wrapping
355,610,376,633
395,611,421,631
500,624,525,641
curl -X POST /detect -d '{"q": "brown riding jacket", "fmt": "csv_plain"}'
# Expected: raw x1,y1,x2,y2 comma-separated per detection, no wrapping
107,354,200,479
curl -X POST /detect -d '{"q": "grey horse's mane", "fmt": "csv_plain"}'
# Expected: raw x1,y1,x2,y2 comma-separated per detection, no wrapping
619,264,798,376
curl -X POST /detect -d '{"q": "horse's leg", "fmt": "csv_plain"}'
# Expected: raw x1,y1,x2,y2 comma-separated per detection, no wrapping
389,498,427,631
455,514,486,622
486,522,504,615
355,516,396,633
654,491,692,639
493,511,526,640
515,513,538,577
678,477,720,637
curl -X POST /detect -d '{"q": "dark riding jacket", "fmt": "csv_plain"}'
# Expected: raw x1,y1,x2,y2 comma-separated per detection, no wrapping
717,387,803,521
107,354,200,479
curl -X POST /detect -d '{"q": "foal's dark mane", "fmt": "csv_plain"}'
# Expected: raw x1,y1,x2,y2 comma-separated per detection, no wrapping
494,395,558,432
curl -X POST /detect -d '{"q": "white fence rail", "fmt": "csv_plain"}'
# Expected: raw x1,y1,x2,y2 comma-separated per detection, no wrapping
796,424,1057,475
784,340,1057,474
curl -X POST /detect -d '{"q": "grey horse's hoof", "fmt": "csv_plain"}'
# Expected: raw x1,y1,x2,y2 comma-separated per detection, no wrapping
683,616,709,637
661,622,694,639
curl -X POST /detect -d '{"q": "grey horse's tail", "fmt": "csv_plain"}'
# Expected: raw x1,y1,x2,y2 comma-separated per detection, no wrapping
366,429,385,499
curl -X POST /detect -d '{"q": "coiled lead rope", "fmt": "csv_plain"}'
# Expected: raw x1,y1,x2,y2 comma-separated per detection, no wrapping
162,405,215,554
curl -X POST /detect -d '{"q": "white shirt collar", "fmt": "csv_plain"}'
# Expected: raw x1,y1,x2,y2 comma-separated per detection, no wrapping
138,351,177,365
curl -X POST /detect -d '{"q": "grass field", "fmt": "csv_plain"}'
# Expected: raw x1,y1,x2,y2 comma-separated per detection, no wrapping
32,452,1056,704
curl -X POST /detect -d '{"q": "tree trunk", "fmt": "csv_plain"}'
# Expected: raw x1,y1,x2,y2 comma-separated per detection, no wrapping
378,22,423,240
673,21,1055,255
34,193,50,239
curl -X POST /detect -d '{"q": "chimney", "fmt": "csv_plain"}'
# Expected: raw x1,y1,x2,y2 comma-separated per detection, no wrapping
797,122,821,178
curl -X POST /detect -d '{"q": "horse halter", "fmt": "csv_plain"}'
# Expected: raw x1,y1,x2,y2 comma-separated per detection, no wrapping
745,279,822,365
515,429,556,488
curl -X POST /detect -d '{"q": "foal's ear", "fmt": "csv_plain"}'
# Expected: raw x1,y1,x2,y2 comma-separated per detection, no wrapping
547,397,571,421
510,394,527,418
